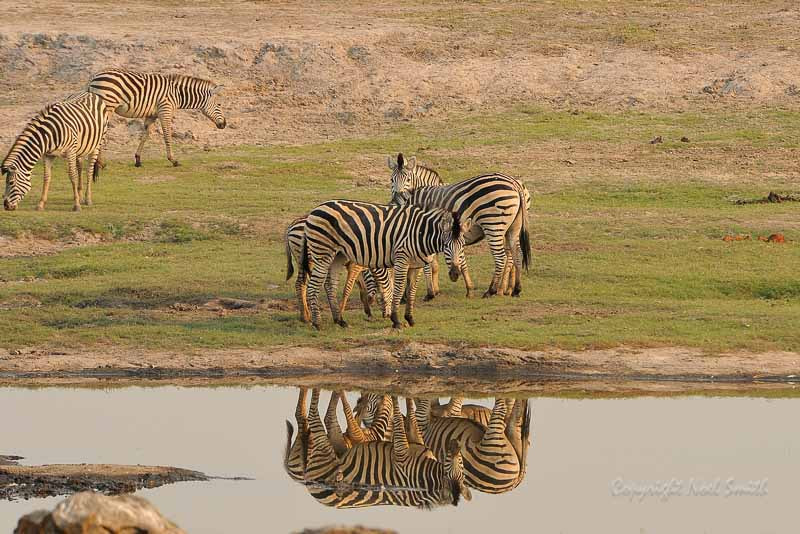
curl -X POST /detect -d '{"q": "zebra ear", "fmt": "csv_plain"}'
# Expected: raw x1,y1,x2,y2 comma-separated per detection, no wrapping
387,155,396,170
407,156,416,170
211,85,225,95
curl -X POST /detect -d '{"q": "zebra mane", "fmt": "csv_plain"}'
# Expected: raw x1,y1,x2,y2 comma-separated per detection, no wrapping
451,211,462,240
2,103,62,169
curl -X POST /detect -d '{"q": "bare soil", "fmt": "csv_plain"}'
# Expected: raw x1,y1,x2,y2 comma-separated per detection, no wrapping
1,343,797,392
0,459,208,501
1,1,799,152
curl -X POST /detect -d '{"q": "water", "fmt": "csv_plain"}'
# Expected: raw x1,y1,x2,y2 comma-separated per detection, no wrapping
1,385,797,533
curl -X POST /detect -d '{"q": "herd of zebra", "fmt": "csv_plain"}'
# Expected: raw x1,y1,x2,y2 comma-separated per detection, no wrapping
285,389,531,508
286,155,532,329
2,68,226,211
1,67,532,330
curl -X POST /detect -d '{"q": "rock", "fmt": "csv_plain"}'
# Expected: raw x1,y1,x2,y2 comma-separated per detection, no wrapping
15,492,185,534
680,136,689,142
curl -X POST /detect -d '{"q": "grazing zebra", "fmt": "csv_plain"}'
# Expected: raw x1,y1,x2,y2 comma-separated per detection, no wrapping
300,390,471,508
415,397,531,494
390,168,532,298
302,200,467,329
3,92,108,211
285,216,391,323
388,153,444,301
87,68,227,167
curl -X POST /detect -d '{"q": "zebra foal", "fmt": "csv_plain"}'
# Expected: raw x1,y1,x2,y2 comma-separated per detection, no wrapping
302,200,467,329
3,92,108,211
88,68,226,167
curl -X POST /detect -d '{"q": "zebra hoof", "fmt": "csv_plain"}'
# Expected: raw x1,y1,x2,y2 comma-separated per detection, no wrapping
336,319,349,328
72,205,81,212
405,315,415,327
392,321,403,330
423,294,435,302
36,204,45,211
134,156,142,167
172,160,180,167
311,322,321,331
512,288,522,297
482,290,496,299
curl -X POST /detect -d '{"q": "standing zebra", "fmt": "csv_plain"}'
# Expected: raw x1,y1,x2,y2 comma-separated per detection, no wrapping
285,216,391,323
388,153,444,300
391,168,532,298
301,390,471,508
87,68,227,167
3,92,108,211
416,397,531,494
302,200,467,329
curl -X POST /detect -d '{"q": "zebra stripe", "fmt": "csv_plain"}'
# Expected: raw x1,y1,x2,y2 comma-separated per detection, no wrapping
3,92,108,211
391,173,532,298
302,200,466,329
415,398,530,494
87,68,226,167
285,216,390,323
300,391,471,508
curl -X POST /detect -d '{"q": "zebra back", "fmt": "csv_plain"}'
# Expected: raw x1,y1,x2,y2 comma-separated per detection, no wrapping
88,68,222,114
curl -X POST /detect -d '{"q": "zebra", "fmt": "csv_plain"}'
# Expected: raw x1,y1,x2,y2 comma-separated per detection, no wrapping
300,390,471,508
415,397,531,494
390,167,532,298
3,92,108,212
301,200,467,329
387,153,444,301
285,216,392,324
87,68,227,168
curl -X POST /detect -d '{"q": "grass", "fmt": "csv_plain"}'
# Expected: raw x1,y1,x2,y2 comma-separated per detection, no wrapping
1,107,800,353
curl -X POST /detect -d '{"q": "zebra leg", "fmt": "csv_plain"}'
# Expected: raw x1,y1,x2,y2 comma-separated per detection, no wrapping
325,256,347,328
84,152,99,206
483,236,509,298
324,392,348,457
404,267,421,327
135,117,156,167
405,398,425,446
66,151,81,212
307,253,334,329
355,273,373,319
390,396,411,465
338,263,365,319
306,389,342,482
390,260,410,329
76,158,84,199
37,156,56,211
459,256,476,298
295,266,310,323
499,247,514,296
423,262,436,301
511,240,524,297
339,392,367,443
157,103,180,167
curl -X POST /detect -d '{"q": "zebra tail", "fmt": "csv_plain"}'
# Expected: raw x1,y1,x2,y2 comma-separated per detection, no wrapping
518,188,532,270
285,237,295,281
92,158,101,183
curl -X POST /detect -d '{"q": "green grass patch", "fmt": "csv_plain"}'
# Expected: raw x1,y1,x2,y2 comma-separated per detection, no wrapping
1,107,799,353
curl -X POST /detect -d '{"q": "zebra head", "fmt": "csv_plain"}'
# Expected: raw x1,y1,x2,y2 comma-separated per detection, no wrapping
440,211,468,282
201,85,227,129
3,164,31,211
444,439,472,504
387,152,417,202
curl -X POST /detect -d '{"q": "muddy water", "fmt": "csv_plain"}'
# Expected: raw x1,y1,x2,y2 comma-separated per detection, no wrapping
1,386,797,533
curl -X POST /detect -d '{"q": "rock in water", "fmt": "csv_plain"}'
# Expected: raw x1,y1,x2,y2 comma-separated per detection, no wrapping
15,491,185,534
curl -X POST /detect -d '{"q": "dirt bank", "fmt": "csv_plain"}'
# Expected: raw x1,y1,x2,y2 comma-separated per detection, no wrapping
1,1,799,151
0,460,208,501
1,343,798,386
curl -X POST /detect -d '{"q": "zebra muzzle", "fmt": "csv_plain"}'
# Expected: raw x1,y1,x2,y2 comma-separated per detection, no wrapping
449,265,461,282
216,118,227,129
3,198,15,211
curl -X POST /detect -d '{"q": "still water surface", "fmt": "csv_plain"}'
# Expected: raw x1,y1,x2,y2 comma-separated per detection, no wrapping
1,386,797,533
